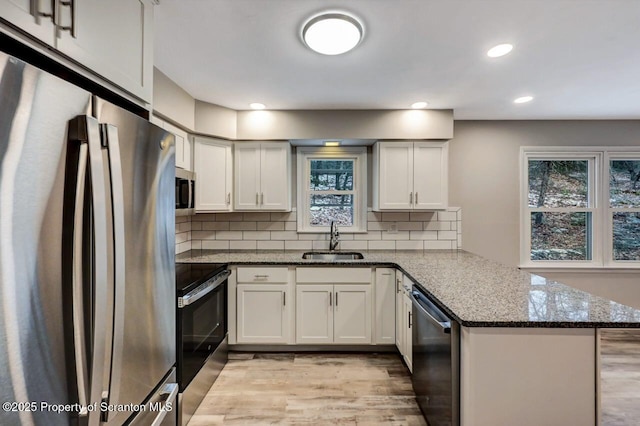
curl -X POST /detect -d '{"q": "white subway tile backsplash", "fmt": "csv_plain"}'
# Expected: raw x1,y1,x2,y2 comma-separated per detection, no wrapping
257,221,285,231
258,241,285,250
215,231,243,240
185,207,463,251
383,231,409,240
424,240,452,250
437,211,457,221
396,241,423,250
216,212,243,221
398,221,423,231
438,230,457,240
243,231,270,240
270,231,298,240
202,221,229,231
202,240,229,250
339,241,368,250
368,240,396,250
230,240,257,250
230,221,257,231
354,231,382,240
410,212,435,221
382,212,410,221
410,230,437,240
191,230,216,240
243,212,271,221
284,240,312,251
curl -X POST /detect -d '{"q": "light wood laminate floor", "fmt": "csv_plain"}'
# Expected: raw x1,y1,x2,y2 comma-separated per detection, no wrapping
601,329,640,426
188,353,427,425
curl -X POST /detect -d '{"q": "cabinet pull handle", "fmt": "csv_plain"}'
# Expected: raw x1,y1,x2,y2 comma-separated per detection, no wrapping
255,192,259,205
283,292,286,306
408,311,412,328
335,291,338,307
226,193,231,205
409,192,413,204
56,0,76,38
260,192,264,205
381,273,391,276
329,292,332,307
32,0,55,22
415,192,418,204
396,278,401,293
254,274,269,279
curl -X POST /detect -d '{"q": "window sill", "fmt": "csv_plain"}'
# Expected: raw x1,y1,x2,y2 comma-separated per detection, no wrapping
520,266,640,273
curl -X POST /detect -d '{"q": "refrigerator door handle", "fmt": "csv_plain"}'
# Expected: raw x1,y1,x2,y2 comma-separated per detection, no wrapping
70,143,89,413
101,124,126,418
150,383,179,426
68,116,110,426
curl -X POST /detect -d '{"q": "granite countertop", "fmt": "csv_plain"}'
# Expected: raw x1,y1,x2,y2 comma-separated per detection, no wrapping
176,249,640,328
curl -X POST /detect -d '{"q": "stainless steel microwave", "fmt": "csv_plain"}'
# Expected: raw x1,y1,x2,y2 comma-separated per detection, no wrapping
176,168,195,216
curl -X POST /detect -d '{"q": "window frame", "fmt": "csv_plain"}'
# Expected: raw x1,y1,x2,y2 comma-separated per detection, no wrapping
520,146,640,269
296,146,368,233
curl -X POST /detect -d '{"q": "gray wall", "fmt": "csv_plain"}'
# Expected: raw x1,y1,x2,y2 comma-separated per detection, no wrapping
449,120,640,307
152,67,196,130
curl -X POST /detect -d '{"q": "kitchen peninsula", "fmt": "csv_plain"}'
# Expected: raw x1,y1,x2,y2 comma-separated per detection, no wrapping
177,249,640,426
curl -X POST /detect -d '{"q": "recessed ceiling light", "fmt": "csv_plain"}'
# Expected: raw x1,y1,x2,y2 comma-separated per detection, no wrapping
302,12,364,55
324,141,341,147
411,101,428,109
249,103,266,110
513,96,533,104
487,43,513,58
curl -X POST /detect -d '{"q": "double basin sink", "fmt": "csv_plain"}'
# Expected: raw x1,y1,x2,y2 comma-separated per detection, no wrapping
301,252,364,261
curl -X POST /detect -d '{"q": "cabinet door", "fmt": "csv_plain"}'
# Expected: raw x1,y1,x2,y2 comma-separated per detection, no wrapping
413,142,448,210
377,142,414,210
334,285,372,344
0,0,56,44
194,138,232,212
234,142,261,210
55,0,153,103
163,122,187,169
296,285,333,344
395,272,404,352
375,268,396,345
403,292,413,372
237,284,290,344
260,142,290,211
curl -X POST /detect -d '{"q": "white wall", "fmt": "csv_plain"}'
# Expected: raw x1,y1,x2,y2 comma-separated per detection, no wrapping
449,120,640,307
152,67,195,130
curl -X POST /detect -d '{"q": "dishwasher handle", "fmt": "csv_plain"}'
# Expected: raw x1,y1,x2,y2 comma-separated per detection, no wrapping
411,290,451,334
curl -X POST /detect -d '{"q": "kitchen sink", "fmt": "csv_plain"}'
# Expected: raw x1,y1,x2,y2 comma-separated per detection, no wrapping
301,252,364,261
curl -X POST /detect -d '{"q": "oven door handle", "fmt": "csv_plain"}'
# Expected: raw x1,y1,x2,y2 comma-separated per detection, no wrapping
178,270,230,308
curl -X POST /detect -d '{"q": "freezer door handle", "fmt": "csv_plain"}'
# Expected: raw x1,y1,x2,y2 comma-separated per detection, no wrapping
101,124,126,420
150,383,179,426
70,142,89,414
67,115,110,426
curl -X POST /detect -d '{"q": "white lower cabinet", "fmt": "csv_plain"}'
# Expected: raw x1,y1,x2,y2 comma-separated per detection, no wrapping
395,271,413,372
296,284,371,344
375,268,396,344
402,290,413,372
237,284,291,344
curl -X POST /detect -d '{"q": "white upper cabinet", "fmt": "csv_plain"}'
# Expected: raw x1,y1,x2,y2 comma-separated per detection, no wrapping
373,141,448,210
234,142,291,211
1,0,154,104
163,121,191,171
194,137,232,212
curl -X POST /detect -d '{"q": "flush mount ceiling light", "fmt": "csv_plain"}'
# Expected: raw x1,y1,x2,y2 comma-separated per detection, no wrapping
302,12,364,55
487,43,513,58
411,101,429,109
249,103,266,110
514,96,534,104
324,141,341,147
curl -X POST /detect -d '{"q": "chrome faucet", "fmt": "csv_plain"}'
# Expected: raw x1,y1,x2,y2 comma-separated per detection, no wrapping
329,221,340,251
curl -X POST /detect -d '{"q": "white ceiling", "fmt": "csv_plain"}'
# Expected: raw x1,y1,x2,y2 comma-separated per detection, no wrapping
154,0,640,120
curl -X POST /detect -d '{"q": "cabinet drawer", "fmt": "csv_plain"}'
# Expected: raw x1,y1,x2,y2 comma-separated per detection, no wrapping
296,267,371,284
237,267,288,283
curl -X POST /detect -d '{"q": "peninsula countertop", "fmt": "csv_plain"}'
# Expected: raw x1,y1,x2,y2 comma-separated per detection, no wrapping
176,249,640,328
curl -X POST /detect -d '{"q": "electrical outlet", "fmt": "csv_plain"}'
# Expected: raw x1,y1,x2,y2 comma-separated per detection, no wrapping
388,222,398,234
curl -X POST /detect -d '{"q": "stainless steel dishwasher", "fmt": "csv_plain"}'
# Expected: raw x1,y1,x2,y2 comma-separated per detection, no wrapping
411,286,460,426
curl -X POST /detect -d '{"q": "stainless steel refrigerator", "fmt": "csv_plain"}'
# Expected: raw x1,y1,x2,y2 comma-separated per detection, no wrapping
0,51,177,425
